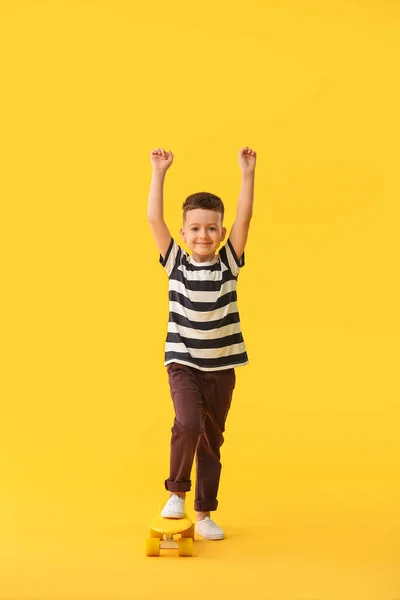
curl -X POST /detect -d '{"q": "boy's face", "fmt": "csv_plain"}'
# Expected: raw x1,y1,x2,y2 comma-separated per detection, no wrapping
180,209,226,260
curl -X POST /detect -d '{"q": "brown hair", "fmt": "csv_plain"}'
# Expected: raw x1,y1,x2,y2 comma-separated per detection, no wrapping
182,192,224,225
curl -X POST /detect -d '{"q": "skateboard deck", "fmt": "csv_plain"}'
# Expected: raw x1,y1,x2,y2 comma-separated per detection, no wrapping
146,510,195,557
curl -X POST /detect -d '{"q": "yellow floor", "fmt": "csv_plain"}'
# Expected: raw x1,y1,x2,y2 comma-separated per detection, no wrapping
1,491,399,600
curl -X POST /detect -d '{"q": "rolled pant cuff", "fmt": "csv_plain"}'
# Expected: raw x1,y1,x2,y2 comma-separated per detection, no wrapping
194,500,218,512
164,479,191,493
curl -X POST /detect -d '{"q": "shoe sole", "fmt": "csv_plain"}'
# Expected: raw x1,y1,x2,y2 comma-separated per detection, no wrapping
195,531,224,540
161,512,184,519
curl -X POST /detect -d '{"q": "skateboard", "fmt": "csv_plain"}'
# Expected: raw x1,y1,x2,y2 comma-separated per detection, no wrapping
146,509,195,557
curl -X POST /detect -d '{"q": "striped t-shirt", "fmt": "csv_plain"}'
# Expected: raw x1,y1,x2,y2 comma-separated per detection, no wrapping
159,237,249,371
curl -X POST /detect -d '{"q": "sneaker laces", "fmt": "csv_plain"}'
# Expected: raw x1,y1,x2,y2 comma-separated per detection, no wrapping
169,494,184,506
200,517,219,529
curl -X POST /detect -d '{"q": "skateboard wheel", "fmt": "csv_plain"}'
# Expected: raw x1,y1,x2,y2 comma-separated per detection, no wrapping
146,538,160,556
178,538,192,557
150,528,163,539
180,524,195,539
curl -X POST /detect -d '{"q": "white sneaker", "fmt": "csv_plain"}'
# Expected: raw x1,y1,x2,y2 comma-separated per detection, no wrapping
161,494,185,519
195,516,224,540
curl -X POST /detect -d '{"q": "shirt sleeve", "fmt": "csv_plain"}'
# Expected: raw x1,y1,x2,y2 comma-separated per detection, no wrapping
159,237,181,278
219,237,245,277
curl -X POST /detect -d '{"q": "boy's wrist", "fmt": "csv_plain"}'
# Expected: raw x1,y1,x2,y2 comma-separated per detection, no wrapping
152,168,168,177
240,169,255,178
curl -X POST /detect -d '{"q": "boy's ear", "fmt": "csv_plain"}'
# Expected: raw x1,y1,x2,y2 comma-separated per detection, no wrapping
221,226,227,241
180,227,185,240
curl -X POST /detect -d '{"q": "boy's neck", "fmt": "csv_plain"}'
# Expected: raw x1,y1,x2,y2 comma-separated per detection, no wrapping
190,250,217,263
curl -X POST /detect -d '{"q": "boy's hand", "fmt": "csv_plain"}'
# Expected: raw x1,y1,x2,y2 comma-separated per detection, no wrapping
150,147,174,172
238,146,257,175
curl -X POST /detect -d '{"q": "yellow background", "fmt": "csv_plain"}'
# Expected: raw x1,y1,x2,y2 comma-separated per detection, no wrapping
1,0,399,598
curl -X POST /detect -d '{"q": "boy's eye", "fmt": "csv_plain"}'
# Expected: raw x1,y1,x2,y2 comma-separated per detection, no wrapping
191,227,216,231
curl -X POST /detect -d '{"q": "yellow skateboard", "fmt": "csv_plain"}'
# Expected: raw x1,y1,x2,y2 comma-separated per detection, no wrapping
145,509,195,557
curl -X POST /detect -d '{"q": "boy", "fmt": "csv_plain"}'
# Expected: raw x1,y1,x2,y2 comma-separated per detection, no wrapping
147,146,256,540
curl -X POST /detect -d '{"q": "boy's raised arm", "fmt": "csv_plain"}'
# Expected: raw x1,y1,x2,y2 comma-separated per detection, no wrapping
228,147,257,261
147,148,174,261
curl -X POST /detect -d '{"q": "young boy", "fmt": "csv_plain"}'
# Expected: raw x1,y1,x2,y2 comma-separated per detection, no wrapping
147,146,256,540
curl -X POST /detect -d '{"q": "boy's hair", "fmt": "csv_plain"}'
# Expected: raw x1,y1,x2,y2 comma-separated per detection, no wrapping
182,192,224,225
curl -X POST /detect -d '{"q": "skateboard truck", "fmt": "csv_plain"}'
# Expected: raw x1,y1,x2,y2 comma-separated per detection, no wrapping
146,512,195,557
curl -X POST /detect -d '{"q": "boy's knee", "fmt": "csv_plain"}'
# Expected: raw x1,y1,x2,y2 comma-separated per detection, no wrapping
172,419,202,438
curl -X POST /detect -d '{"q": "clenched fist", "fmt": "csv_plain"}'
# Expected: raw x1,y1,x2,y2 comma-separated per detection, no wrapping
238,147,257,175
150,148,174,172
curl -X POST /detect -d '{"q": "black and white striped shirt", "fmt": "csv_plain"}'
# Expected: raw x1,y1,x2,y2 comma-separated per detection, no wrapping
159,237,249,371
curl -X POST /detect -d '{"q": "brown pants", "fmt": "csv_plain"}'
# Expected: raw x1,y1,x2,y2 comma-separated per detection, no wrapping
165,362,236,512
